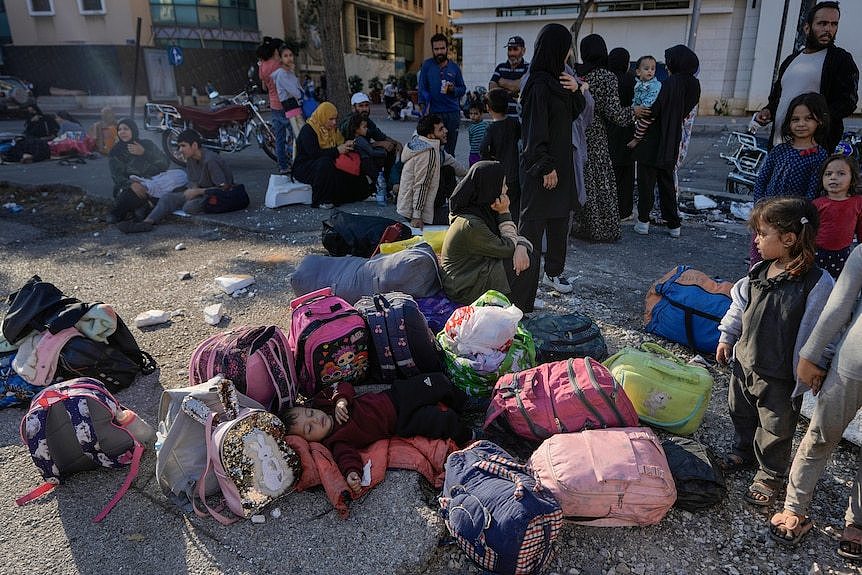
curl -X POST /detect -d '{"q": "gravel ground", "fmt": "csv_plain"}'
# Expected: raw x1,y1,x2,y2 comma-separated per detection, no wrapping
1,187,860,575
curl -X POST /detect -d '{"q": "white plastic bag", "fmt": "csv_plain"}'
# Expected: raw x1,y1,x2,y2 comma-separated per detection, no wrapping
452,305,523,356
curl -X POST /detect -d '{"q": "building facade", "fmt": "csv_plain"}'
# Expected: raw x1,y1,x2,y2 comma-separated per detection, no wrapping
451,0,862,115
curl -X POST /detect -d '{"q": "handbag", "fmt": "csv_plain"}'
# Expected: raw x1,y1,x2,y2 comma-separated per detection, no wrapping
203,184,250,214
334,151,361,176
281,97,303,119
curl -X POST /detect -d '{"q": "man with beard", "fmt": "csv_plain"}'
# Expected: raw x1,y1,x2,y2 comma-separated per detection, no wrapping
489,35,530,118
756,1,858,151
418,33,466,156
340,92,403,180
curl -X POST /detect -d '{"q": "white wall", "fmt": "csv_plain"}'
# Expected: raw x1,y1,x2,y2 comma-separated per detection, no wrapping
344,53,395,86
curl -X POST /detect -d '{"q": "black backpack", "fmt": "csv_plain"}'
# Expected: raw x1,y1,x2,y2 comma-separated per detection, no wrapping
661,437,727,511
2,276,156,392
522,312,608,362
321,210,411,257
354,292,443,382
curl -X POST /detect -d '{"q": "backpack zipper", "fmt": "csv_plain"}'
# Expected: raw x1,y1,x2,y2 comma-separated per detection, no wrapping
583,358,627,426
566,359,606,428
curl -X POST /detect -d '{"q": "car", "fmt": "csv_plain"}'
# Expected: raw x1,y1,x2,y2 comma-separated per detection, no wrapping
0,76,36,116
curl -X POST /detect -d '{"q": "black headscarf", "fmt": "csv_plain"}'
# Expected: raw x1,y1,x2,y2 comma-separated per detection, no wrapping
109,118,140,160
522,24,573,103
449,161,506,236
607,47,634,106
577,34,608,77
664,44,701,116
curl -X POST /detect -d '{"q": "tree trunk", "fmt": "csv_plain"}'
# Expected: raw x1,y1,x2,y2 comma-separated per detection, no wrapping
569,0,596,64
318,0,350,112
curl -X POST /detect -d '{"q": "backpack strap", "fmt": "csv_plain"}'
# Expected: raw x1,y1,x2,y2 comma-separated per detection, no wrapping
91,441,144,523
193,413,239,525
377,293,418,378
473,455,527,500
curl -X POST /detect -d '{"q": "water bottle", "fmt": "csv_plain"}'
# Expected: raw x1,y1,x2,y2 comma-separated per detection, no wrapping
375,170,387,206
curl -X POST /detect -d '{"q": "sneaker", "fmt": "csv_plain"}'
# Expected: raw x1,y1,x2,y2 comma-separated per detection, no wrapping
542,274,573,294
634,221,650,235
532,298,546,310
668,226,681,238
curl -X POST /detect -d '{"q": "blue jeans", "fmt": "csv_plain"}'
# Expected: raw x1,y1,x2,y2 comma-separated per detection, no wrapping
437,111,460,157
271,109,291,171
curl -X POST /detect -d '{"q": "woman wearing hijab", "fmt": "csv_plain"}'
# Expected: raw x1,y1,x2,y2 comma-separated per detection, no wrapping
573,34,635,243
23,105,59,139
88,106,119,155
107,118,186,224
631,44,701,238
510,23,587,313
605,47,637,221
293,102,370,208
441,161,533,304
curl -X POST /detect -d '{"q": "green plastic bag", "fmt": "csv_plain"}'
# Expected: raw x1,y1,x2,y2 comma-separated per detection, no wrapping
436,290,536,400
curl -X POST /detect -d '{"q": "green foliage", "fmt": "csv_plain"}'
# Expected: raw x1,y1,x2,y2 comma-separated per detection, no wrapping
397,72,417,91
368,76,383,92
348,75,364,94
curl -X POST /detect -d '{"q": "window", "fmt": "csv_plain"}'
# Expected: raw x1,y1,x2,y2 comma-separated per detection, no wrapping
78,0,105,14
27,0,54,15
356,8,383,43
436,0,442,13
148,1,257,29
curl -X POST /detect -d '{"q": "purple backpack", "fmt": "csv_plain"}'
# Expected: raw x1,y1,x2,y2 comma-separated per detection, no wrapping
287,287,370,397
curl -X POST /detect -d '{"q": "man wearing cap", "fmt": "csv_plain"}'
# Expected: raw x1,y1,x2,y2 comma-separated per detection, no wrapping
340,92,403,180
418,33,466,156
489,36,530,118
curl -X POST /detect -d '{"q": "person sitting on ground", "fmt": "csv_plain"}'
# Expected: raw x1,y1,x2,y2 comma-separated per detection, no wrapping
117,129,231,233
397,114,466,229
480,88,521,223
293,102,371,208
441,161,532,304
55,111,85,136
281,375,474,495
107,118,187,224
346,112,386,183
23,105,59,140
88,106,119,155
339,92,402,181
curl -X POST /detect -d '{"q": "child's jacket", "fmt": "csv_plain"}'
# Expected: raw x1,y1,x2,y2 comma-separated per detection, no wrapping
633,77,661,107
718,261,834,397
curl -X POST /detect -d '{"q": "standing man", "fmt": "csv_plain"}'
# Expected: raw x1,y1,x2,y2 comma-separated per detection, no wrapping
418,33,466,156
489,35,530,118
756,1,858,151
340,92,403,180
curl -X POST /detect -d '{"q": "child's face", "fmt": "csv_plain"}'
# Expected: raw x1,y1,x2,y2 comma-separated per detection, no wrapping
754,220,794,262
356,120,368,137
287,407,333,442
788,104,819,142
469,109,482,123
636,59,656,82
822,159,852,198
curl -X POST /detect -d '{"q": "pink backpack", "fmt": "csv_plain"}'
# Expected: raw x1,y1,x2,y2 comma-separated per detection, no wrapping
287,287,370,397
484,358,639,442
188,325,297,412
529,427,677,527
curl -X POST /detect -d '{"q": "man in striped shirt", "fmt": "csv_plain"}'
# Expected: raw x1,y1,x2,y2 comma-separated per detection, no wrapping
489,35,530,118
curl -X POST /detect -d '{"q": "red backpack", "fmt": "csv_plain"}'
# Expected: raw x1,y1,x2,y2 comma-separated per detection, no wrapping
484,357,639,442
287,288,370,397
188,325,297,412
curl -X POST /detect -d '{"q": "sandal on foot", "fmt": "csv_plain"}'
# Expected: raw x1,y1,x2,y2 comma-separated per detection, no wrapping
718,452,755,474
745,480,780,507
838,523,862,560
768,510,813,546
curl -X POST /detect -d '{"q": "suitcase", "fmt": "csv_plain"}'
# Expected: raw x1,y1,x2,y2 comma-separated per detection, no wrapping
529,427,676,527
265,175,312,208
603,342,714,436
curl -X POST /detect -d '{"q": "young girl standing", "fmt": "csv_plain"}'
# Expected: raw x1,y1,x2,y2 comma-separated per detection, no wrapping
716,197,834,507
750,93,830,266
813,154,862,278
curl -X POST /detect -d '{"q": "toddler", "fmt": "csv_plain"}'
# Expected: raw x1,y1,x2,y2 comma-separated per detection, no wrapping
716,197,834,508
280,374,473,494
812,154,862,278
467,104,488,166
346,112,386,182
627,55,661,148
480,88,522,224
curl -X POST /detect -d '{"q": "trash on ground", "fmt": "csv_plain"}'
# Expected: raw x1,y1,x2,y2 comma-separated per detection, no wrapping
133,309,171,328
693,195,718,210
215,274,255,294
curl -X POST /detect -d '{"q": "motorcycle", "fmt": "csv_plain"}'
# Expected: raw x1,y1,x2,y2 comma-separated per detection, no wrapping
144,91,276,167
720,114,768,195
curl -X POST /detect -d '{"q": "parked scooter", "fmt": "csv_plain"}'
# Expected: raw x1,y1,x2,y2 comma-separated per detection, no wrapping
144,91,276,166
720,114,768,195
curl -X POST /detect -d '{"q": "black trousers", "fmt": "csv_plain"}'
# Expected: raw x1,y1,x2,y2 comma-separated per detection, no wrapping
614,162,635,219
389,372,470,444
432,165,458,225
110,188,150,222
302,156,371,206
508,216,569,313
636,163,680,229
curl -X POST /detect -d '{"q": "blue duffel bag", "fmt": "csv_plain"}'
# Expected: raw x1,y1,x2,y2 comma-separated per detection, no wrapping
439,440,562,575
644,265,733,354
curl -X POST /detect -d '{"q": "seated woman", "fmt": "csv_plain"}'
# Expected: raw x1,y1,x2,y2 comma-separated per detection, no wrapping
88,106,119,155
293,102,371,208
106,118,187,224
441,160,533,304
55,111,84,136
23,105,59,140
